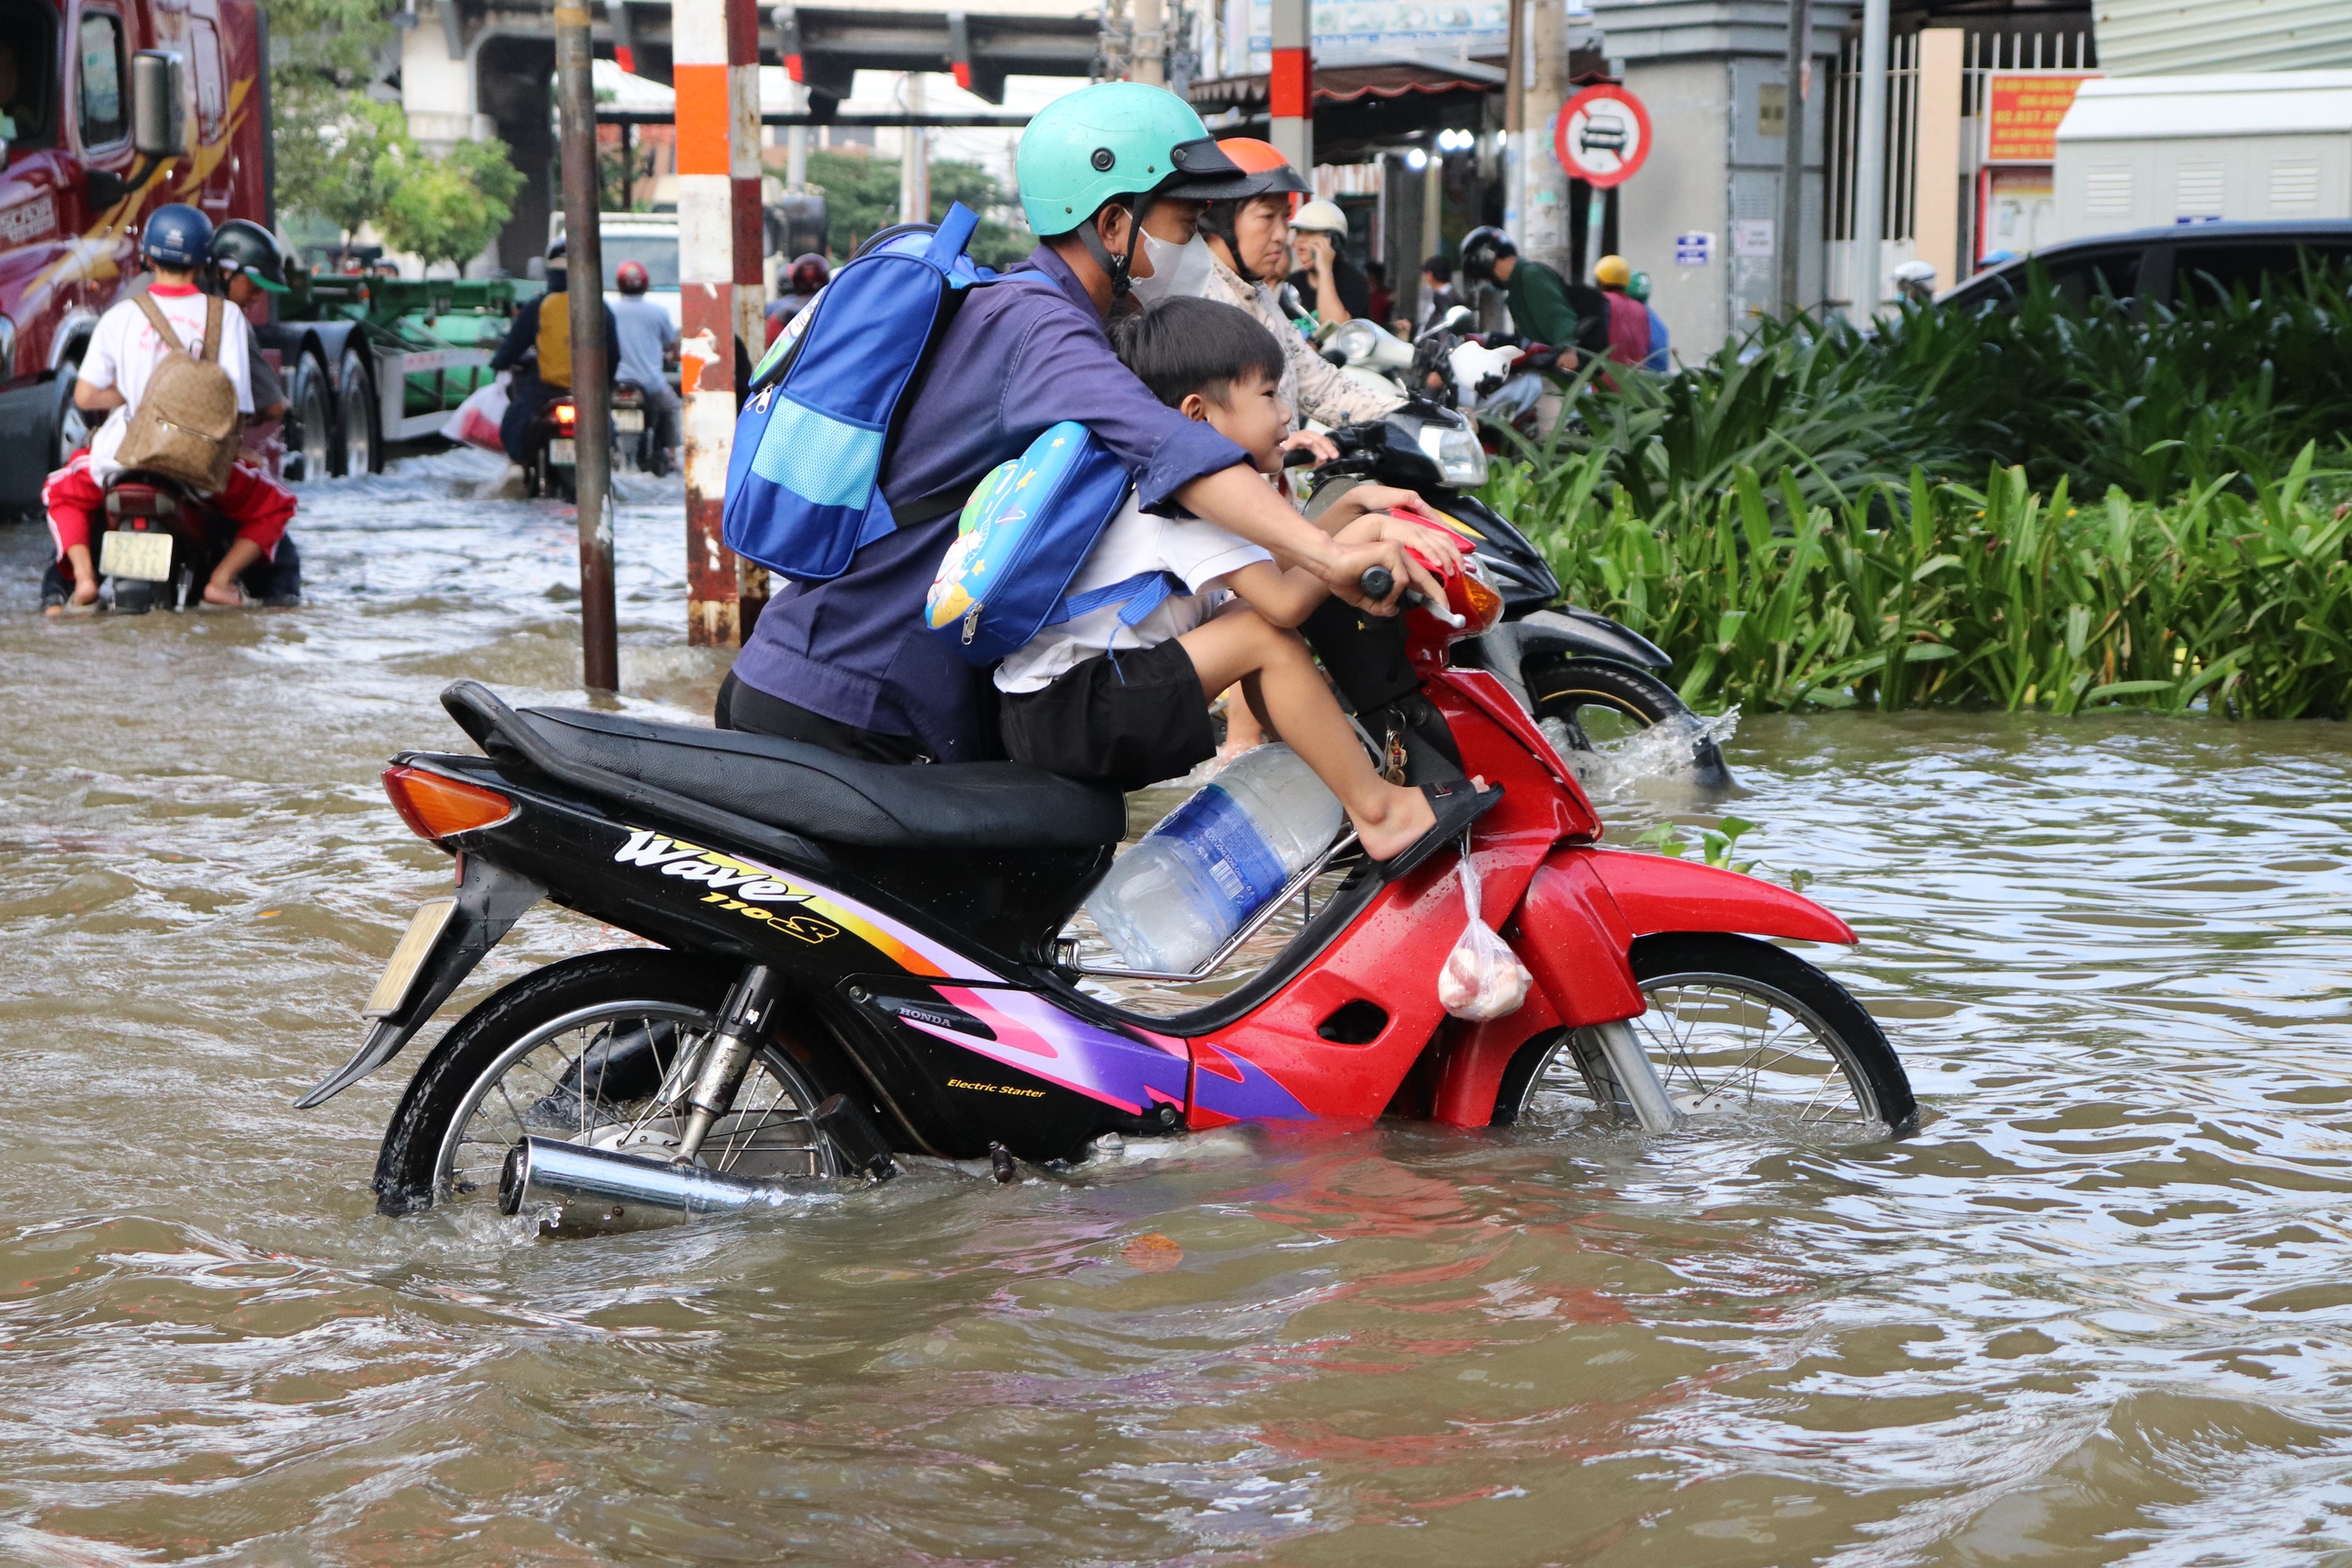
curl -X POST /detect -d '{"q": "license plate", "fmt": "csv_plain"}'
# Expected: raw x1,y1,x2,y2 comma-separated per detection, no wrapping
612,409,644,433
363,898,458,1019
99,529,174,582
549,438,576,464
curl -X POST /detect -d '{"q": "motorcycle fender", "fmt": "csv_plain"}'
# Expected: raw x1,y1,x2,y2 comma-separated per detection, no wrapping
293,855,546,1108
1517,608,1673,671
1576,846,1856,944
1510,857,1645,1029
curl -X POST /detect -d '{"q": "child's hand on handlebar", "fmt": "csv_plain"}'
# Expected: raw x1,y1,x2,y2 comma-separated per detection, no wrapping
1278,429,1340,467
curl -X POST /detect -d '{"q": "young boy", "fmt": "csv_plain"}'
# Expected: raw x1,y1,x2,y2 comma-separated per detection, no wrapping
995,296,1496,878
40,205,296,615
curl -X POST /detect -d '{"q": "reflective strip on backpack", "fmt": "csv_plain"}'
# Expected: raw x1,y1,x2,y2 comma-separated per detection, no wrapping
748,394,884,510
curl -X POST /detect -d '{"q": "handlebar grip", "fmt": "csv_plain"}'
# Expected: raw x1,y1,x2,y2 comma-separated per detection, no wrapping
1282,446,1320,468
1359,566,1395,602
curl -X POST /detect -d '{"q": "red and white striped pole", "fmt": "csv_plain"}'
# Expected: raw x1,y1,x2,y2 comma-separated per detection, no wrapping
676,0,766,647
1268,0,1312,175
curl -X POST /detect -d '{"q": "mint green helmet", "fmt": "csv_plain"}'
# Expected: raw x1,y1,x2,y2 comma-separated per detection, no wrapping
1016,82,1255,237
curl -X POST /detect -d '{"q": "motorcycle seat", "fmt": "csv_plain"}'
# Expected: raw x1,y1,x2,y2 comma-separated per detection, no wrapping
504,704,1126,852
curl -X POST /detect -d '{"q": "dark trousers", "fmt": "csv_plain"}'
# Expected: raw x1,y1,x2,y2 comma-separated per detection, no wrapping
716,671,933,764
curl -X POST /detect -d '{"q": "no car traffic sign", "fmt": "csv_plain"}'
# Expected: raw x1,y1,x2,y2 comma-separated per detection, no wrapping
1555,84,1652,189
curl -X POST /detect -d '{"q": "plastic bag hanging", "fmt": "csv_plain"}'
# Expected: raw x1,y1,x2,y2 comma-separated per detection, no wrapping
1438,835,1533,1021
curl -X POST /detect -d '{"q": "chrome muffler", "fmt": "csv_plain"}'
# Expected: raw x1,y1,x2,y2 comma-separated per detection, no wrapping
499,1135,813,1236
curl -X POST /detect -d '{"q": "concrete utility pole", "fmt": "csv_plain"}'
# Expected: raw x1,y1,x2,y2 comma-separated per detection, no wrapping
1132,0,1166,85
1522,0,1571,272
677,0,765,647
899,73,930,225
1503,0,1524,237
553,0,616,692
1849,0,1890,314
1269,0,1311,174
1777,0,1814,316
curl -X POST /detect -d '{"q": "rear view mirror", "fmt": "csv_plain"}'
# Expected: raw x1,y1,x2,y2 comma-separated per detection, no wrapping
130,51,186,159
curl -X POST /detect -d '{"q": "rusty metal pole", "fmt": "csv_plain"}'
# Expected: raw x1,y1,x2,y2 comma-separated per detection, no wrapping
679,0,765,647
555,0,617,692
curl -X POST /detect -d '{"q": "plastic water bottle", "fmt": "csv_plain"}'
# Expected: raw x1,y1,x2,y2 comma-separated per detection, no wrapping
1086,745,1345,973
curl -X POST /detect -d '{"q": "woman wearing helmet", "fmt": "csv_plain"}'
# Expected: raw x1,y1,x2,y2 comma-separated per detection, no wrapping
1196,138,1401,436
716,81,1457,768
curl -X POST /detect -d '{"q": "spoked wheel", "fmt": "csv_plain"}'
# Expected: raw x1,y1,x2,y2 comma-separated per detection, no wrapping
371,951,843,1216
1528,656,1733,788
1497,932,1917,1136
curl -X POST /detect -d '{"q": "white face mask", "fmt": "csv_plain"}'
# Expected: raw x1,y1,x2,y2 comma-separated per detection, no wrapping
1129,229,1215,305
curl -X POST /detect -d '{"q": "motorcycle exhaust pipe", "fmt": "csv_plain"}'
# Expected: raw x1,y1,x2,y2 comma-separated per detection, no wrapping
499,1135,812,1236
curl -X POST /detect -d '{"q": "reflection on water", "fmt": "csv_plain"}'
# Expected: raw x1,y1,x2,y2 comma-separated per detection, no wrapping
4,450,2352,1562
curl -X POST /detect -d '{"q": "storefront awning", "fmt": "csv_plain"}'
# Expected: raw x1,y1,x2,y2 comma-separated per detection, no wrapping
1188,57,1504,115
1188,57,1503,161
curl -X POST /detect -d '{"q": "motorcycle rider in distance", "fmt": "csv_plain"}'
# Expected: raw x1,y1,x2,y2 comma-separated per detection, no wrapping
763,253,830,344
609,258,681,472
490,238,621,469
40,205,297,614
1458,225,1595,433
715,80,1459,766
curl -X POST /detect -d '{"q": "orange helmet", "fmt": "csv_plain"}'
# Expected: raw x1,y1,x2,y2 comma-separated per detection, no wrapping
1202,138,1311,281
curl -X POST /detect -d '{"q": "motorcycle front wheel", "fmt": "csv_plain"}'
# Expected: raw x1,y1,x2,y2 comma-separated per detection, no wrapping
1527,656,1733,788
371,950,845,1216
1496,932,1917,1136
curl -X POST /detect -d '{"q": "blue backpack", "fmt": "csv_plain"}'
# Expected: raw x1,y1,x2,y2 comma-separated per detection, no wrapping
922,421,1174,667
723,204,1014,582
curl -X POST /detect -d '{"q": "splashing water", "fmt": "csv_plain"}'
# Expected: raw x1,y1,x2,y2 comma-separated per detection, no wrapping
1544,705,1740,795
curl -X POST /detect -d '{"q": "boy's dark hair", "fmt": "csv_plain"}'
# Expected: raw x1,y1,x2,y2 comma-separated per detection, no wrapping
1422,254,1453,285
1114,296,1286,408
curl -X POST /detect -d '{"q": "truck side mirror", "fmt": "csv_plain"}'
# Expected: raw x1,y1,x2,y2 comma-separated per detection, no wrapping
130,51,187,160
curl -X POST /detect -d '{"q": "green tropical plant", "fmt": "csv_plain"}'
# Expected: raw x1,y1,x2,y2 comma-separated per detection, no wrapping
378,137,529,275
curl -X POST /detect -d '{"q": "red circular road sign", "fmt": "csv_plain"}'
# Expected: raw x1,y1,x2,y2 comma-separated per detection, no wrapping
1555,84,1652,188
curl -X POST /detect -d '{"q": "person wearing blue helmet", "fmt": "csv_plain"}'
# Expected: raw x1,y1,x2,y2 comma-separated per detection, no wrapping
718,81,1459,767
41,203,296,614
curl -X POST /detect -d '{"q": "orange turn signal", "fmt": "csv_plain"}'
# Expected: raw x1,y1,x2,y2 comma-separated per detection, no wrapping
383,766,514,841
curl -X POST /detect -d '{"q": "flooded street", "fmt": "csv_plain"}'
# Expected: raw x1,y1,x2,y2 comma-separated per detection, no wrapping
5,449,2352,1564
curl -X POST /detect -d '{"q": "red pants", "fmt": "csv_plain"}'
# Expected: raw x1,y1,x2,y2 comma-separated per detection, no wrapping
43,450,296,563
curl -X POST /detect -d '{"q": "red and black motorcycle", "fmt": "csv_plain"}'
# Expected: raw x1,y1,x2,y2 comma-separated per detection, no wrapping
64,472,302,614
301,553,1912,1235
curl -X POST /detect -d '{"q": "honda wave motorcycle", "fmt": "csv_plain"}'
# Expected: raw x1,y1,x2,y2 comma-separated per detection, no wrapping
60,473,302,613
301,554,1912,1237
520,382,655,501
1306,398,1733,788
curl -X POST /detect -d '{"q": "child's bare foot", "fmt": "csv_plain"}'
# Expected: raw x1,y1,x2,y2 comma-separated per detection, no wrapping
202,578,248,608
45,580,100,616
1351,780,1439,862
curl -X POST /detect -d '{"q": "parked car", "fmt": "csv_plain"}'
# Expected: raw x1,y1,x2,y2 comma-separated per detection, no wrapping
1942,220,2352,312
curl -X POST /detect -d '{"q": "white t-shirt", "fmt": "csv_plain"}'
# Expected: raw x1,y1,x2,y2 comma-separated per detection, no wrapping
83,285,254,479
995,496,1273,694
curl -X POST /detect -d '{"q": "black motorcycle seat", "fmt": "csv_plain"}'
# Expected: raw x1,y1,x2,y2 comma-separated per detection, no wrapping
509,705,1127,851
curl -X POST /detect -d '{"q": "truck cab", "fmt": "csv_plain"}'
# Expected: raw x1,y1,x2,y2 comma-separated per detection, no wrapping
0,0,271,514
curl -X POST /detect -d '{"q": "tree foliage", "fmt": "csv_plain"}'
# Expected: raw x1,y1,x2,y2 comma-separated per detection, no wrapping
804,150,1031,268
379,138,530,273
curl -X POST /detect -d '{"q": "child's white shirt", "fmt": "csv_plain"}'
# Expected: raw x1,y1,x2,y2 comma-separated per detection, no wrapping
995,493,1272,694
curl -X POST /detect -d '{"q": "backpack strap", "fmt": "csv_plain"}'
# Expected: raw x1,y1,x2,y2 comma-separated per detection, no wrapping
131,291,182,355
199,295,223,366
922,203,980,267
1050,570,1185,633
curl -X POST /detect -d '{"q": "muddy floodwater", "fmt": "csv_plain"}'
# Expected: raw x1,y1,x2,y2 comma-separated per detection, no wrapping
5,450,2352,1565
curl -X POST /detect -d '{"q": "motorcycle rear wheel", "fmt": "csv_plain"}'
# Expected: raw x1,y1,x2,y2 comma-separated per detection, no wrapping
1527,656,1733,788
1497,932,1917,1136
371,950,844,1216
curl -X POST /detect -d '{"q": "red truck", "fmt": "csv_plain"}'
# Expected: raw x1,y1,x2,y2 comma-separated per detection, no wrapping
0,0,413,514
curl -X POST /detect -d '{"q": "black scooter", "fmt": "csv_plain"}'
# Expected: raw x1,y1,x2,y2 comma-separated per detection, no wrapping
1308,400,1732,788
45,473,302,613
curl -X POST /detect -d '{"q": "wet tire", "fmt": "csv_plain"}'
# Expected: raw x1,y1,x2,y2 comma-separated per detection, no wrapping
336,346,379,477
51,352,90,468
284,351,334,481
1495,932,1916,1135
1527,656,1733,788
371,950,845,1215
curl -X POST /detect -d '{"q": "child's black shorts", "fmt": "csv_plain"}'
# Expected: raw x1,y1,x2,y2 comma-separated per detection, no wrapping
1000,639,1216,793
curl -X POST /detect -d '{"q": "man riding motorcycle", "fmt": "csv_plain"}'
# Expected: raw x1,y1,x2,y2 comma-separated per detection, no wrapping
40,205,297,613
609,258,681,471
490,239,621,468
716,81,1457,766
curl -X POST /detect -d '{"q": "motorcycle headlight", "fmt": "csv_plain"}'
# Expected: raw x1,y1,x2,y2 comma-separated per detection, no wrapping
1417,421,1488,489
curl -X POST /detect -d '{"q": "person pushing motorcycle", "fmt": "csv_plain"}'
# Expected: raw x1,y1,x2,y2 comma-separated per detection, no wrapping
40,205,297,615
717,81,1459,765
